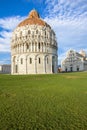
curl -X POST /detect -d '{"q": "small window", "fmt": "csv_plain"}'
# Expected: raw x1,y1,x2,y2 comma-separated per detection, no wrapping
15,34,17,40
32,35,34,38
47,57,48,64
65,68,67,72
45,31,46,35
77,67,79,71
38,43,40,50
26,44,29,49
30,58,32,64
36,30,38,34
28,30,30,34
21,58,23,64
39,58,41,64
20,31,22,36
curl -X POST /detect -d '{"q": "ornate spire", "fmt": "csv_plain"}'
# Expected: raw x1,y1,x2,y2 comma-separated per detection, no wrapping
29,9,40,18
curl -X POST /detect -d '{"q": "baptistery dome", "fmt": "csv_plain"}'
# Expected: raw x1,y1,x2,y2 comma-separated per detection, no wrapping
18,10,49,27
11,10,58,74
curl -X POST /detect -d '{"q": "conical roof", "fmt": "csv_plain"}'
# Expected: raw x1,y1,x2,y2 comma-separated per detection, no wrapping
18,10,50,27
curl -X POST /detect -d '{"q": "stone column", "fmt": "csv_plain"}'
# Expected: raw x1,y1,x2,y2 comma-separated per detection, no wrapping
20,44,21,53
35,57,37,74
17,58,19,74
18,44,19,54
21,44,23,53
42,43,43,52
17,45,18,53
15,46,16,53
35,43,36,52
26,43,28,52
32,43,33,52
50,55,53,73
26,57,27,74
31,42,32,52
23,44,24,52
37,43,38,52
44,43,46,52
40,43,42,52
43,56,46,74
56,56,58,73
27,43,29,53
34,42,35,52
24,43,26,53
29,42,31,52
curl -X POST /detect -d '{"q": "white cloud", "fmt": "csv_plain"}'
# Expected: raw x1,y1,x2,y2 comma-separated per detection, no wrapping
0,16,26,54
0,31,11,52
44,0,87,64
0,16,25,30
0,43,10,52
45,0,87,19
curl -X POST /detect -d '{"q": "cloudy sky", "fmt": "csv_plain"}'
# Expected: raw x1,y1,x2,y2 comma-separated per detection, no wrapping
0,0,87,64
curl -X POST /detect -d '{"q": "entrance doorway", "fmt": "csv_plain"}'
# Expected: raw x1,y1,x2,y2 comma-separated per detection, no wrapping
15,65,18,73
65,68,67,72
77,67,79,71
52,65,54,73
52,56,55,73
70,67,73,72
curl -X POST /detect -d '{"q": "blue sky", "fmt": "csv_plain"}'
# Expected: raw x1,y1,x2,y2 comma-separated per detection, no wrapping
0,0,87,65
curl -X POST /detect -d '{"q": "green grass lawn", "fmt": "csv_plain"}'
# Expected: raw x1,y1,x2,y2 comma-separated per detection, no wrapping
0,72,87,130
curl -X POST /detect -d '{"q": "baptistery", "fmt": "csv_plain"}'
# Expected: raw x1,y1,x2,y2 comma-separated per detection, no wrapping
11,10,58,74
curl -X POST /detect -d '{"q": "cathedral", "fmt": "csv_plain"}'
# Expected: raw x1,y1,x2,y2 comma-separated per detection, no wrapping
11,10,58,74
61,49,87,72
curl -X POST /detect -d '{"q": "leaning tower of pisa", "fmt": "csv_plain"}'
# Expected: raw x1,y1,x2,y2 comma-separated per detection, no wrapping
11,10,58,74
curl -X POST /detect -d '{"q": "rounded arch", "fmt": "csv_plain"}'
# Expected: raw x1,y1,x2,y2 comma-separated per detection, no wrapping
36,30,38,34
44,55,50,73
52,55,57,73
28,30,31,34
27,54,36,74
36,54,44,74
12,55,18,73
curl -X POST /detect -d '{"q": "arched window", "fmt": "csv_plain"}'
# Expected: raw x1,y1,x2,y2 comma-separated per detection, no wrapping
13,56,16,62
47,57,48,64
15,34,17,40
21,58,23,64
28,30,30,34
26,44,29,49
39,58,41,64
36,30,38,34
38,43,40,50
77,66,79,71
20,31,22,36
30,58,32,64
45,31,46,35
32,35,34,38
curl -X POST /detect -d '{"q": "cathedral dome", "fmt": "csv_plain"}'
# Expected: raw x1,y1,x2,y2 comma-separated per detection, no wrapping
18,10,50,27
